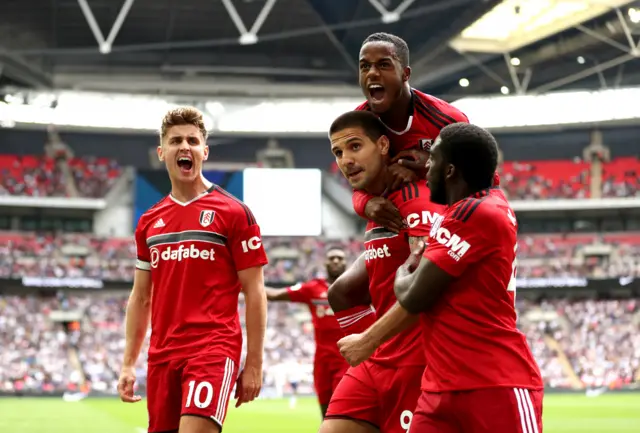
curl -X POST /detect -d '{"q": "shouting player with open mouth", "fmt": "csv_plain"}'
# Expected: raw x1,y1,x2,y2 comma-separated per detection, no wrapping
353,32,469,231
117,107,269,433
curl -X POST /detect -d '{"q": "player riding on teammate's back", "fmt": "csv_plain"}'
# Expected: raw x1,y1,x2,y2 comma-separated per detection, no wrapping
320,110,445,433
117,107,268,433
353,32,468,231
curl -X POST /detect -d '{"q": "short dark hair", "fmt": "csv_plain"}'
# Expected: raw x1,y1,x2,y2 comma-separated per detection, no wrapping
329,110,388,143
438,123,498,191
325,245,344,255
362,32,410,68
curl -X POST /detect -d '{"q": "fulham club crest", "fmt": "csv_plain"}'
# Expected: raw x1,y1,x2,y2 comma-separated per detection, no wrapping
199,210,215,228
419,138,433,151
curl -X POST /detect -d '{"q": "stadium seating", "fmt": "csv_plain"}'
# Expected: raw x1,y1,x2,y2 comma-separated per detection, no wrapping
0,152,638,397
331,157,640,200
500,159,591,200
0,295,83,392
0,295,637,393
517,233,640,278
67,156,122,198
0,154,121,198
602,156,640,198
2,231,639,281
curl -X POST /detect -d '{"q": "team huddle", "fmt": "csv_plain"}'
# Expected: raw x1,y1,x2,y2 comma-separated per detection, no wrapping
117,32,544,433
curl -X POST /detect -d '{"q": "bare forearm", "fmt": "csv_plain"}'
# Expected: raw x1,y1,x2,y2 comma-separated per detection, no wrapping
363,302,417,349
244,290,267,364
395,258,453,314
123,293,151,367
394,272,415,308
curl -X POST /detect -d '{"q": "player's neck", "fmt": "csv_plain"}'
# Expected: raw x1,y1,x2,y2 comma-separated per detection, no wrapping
364,168,388,196
170,174,212,203
378,85,412,131
447,185,484,206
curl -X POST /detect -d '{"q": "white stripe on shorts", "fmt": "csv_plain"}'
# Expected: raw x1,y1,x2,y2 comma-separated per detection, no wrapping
522,389,540,433
212,358,235,425
513,388,539,433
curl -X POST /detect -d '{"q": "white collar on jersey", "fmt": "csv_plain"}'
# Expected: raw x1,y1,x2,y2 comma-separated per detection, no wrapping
169,176,214,207
377,89,415,136
379,115,413,136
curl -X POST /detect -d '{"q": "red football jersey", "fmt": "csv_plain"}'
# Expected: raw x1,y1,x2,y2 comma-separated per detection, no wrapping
355,89,469,153
286,279,345,364
353,89,469,217
365,182,446,367
135,184,268,365
421,188,543,392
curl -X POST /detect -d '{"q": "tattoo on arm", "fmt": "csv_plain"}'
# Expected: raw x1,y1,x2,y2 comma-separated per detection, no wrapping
407,236,423,248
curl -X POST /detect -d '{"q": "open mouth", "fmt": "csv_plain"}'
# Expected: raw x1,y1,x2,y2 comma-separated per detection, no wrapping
368,84,386,103
177,156,193,173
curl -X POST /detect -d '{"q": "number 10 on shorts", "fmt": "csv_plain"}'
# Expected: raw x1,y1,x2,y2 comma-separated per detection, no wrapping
185,380,214,408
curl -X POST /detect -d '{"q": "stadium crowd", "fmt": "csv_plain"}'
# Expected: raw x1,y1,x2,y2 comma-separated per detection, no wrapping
2,231,640,282
0,152,638,200
0,154,121,198
0,151,638,397
0,294,638,394
0,295,83,393
331,156,640,200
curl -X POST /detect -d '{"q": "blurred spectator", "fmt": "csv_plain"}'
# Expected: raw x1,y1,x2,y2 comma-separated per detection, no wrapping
0,154,120,198
1,295,637,393
2,231,639,282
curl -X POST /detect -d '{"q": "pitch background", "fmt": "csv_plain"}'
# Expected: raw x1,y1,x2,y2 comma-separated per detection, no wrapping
1,394,639,433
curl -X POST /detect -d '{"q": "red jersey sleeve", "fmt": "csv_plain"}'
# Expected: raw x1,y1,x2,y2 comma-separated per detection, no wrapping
352,189,374,218
392,182,446,238
134,219,151,272
424,199,497,277
228,203,269,271
286,282,313,304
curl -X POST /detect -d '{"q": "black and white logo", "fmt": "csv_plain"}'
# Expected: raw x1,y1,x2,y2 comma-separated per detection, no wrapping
199,210,215,228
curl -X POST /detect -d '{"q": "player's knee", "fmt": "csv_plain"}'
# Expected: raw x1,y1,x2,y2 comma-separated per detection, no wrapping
179,414,221,433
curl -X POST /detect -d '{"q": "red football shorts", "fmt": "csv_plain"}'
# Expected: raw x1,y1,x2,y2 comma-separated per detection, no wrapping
146,355,238,433
314,357,349,406
325,360,423,433
410,387,543,433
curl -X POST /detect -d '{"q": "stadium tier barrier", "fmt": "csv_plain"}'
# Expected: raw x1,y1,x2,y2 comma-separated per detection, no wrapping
3,275,639,292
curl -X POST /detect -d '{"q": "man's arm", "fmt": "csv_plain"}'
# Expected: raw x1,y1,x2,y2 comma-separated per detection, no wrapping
337,240,452,366
227,202,269,407
265,287,291,301
123,269,152,368
328,253,370,311
118,268,152,403
361,241,437,348
394,257,453,314
240,266,267,367
329,253,377,335
236,265,267,407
